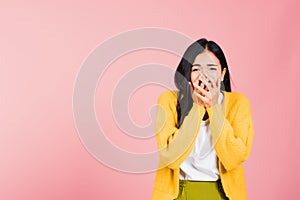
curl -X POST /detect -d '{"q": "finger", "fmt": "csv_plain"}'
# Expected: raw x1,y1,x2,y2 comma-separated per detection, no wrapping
197,78,209,92
198,80,202,86
192,82,203,94
204,76,215,91
197,92,209,104
190,82,202,97
205,85,209,91
192,89,205,105
192,81,203,94
197,85,210,97
199,74,209,87
202,83,209,91
200,82,205,90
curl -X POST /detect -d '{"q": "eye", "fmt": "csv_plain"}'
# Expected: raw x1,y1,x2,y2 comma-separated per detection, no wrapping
209,67,217,71
192,68,200,72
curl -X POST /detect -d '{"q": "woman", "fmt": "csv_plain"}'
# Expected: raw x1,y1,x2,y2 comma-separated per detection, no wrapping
151,39,254,200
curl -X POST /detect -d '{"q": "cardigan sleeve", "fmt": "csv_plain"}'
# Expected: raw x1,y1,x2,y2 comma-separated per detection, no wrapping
155,91,206,170
206,93,254,171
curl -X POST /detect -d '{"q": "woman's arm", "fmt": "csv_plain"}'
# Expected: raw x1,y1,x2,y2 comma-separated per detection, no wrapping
155,91,206,169
206,94,254,171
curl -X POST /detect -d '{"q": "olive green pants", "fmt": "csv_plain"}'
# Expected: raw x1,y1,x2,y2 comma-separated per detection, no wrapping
174,180,229,200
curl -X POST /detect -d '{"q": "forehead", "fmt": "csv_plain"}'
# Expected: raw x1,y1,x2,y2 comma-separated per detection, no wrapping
192,50,220,66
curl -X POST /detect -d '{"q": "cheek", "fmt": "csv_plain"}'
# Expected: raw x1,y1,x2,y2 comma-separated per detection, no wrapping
190,72,198,82
214,68,222,79
205,70,221,83
217,67,222,75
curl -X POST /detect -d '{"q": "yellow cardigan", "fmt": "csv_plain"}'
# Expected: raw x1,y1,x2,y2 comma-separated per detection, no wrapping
151,90,254,200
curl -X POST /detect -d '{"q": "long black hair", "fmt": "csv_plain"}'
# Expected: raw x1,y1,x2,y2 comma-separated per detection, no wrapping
174,38,231,128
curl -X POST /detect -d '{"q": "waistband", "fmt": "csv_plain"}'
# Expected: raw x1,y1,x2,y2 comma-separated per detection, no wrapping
178,179,228,199
179,179,221,185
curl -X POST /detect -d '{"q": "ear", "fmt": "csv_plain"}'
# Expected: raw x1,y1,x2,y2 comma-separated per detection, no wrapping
221,68,227,81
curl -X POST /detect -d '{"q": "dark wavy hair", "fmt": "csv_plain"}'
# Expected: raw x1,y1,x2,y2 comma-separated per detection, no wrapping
174,38,231,128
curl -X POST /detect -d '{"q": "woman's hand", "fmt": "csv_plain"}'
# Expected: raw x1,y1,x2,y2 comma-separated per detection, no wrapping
189,74,220,108
189,81,206,107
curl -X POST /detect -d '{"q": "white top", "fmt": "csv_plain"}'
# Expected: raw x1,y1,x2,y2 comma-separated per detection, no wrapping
179,92,224,181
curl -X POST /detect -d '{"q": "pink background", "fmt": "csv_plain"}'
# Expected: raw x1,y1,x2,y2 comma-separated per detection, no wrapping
1,0,300,199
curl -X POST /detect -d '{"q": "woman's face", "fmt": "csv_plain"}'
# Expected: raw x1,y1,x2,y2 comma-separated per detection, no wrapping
190,49,226,87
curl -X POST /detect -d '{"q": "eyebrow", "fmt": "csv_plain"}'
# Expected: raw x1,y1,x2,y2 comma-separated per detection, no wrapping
192,64,218,67
207,64,218,67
